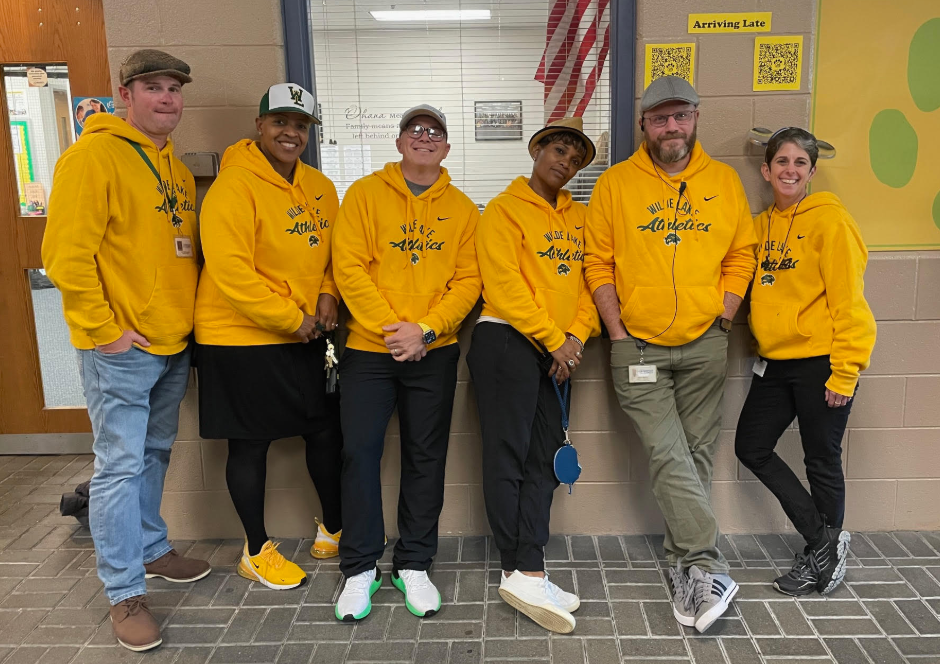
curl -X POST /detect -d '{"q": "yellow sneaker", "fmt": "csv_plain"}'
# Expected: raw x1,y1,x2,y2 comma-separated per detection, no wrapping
310,519,341,560
236,541,307,590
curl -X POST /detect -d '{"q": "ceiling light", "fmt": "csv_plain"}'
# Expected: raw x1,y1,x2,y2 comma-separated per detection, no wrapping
370,9,491,21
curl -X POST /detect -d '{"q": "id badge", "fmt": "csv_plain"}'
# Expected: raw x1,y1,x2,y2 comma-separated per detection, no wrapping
628,364,657,383
752,358,768,377
174,235,194,258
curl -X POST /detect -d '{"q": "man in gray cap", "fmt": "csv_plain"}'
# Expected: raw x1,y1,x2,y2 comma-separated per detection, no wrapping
584,75,757,632
332,104,481,622
42,49,208,652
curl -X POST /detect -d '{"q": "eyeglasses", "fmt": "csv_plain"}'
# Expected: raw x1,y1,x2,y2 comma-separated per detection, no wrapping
642,110,696,128
403,123,446,142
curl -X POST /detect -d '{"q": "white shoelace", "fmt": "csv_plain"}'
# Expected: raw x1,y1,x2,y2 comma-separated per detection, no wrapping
399,569,432,591
345,570,375,593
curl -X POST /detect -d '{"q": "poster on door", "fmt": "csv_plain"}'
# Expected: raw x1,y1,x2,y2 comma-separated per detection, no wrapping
72,97,115,137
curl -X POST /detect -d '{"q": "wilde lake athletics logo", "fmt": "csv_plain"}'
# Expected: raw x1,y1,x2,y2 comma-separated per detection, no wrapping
308,235,320,247
557,263,571,276
664,233,681,246
760,273,776,286
288,86,304,107
411,252,420,265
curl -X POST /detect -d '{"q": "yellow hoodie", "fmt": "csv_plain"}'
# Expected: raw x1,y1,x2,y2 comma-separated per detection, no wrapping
333,162,481,353
750,192,876,395
194,140,339,346
478,176,600,351
42,113,198,355
584,141,757,346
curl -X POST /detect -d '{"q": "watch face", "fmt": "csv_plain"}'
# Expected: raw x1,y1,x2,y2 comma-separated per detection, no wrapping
423,330,437,345
720,319,732,332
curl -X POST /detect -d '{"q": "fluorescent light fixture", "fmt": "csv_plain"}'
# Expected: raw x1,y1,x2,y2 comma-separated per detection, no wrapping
370,9,491,21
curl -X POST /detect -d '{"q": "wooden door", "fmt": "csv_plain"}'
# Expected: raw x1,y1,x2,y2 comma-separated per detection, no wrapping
0,0,111,442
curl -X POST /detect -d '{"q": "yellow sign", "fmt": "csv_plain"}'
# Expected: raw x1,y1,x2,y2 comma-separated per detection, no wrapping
753,36,803,91
644,43,695,88
688,12,771,33
813,0,940,250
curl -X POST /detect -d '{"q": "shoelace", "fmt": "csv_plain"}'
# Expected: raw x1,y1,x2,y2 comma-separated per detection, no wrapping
692,570,714,609
346,570,375,593
258,542,286,570
670,567,692,612
785,552,820,580
118,596,150,621
400,570,432,591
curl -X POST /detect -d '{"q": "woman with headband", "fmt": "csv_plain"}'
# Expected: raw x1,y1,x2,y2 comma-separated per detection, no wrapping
735,127,876,597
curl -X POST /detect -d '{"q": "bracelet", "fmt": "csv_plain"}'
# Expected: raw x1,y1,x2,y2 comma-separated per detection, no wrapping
565,333,584,351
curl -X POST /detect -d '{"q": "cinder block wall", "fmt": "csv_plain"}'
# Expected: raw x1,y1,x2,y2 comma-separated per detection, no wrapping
102,0,940,539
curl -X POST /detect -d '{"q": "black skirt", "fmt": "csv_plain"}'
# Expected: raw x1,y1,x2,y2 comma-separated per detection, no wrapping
197,338,339,440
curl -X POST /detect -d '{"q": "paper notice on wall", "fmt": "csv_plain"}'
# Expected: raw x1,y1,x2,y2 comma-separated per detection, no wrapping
6,90,27,117
753,36,803,91
688,13,771,33
644,43,696,88
23,182,46,216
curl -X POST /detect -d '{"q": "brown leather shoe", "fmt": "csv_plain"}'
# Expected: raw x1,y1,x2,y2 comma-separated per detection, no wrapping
144,549,211,583
110,595,162,651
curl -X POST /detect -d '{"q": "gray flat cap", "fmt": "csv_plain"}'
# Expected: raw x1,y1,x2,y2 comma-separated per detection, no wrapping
640,76,699,113
120,49,192,86
399,104,447,133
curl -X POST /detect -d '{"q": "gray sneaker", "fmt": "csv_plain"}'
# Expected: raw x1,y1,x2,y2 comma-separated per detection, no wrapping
689,565,738,633
667,565,695,627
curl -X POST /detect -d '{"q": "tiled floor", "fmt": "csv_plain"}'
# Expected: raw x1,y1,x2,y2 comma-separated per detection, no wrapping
1,455,939,663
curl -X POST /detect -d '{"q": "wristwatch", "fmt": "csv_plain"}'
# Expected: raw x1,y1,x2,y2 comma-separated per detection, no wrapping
718,317,733,333
418,323,436,345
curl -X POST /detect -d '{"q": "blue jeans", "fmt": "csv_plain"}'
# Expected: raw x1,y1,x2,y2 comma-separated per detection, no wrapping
80,346,191,605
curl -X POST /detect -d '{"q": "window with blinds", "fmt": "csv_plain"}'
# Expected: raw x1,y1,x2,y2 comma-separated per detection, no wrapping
308,0,612,208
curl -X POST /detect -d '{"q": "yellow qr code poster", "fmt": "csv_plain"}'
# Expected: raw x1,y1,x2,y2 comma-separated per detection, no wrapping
645,43,695,88
753,36,803,91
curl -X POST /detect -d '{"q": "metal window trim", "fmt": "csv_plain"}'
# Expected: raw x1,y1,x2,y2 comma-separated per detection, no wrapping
281,0,319,169
610,0,637,165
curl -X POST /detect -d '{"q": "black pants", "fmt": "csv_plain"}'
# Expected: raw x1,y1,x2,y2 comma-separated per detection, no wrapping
226,429,343,555
735,356,854,548
467,323,566,572
338,345,459,577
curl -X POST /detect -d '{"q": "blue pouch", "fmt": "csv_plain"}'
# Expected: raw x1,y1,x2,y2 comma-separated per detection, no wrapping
552,379,581,494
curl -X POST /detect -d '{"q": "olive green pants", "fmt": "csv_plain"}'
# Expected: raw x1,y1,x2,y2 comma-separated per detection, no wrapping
610,324,729,573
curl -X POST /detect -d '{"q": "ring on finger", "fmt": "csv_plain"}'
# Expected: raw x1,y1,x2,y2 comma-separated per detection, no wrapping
567,359,575,367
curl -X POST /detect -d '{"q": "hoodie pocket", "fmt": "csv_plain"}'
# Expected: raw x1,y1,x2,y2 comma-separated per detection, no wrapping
748,301,811,353
138,264,198,343
378,289,444,322
622,286,722,329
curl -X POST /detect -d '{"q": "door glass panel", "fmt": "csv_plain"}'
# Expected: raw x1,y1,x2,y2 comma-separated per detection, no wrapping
4,64,74,216
28,269,86,408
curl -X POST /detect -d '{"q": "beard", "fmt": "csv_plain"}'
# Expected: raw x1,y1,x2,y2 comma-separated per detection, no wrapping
648,124,697,164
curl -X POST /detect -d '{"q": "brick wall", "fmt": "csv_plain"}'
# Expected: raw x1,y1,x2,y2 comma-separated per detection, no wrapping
101,0,940,539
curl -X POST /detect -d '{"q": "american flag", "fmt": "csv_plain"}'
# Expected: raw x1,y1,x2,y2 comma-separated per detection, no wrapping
535,0,611,123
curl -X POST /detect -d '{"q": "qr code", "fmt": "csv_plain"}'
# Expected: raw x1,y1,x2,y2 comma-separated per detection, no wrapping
649,46,693,83
756,42,800,86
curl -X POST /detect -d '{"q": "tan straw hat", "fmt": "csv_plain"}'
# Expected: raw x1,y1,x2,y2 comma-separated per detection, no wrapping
527,117,596,168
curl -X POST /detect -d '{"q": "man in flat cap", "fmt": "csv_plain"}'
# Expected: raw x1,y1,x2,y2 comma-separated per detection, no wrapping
43,49,207,652
584,75,757,633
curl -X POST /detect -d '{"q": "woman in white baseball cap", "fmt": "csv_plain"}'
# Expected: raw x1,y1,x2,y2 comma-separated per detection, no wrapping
194,83,344,589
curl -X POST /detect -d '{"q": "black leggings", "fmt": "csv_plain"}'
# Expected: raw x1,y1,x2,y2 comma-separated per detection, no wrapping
735,356,853,549
227,428,343,556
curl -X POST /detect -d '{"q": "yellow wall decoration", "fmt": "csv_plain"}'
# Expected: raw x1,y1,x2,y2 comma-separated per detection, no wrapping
753,36,803,92
644,43,695,88
813,0,940,250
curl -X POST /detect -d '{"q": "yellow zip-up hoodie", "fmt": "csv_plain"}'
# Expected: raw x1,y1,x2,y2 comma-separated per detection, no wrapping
584,141,757,346
478,176,600,351
194,140,340,346
42,114,198,355
750,192,876,395
333,162,482,353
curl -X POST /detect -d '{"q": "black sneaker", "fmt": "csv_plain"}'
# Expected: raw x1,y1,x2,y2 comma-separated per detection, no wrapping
773,552,820,596
815,527,851,595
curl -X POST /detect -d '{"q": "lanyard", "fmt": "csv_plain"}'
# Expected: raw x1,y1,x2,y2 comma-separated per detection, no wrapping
121,137,183,230
552,378,570,443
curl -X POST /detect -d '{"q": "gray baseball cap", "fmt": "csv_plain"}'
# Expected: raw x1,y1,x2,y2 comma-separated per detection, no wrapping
399,104,447,133
640,76,699,113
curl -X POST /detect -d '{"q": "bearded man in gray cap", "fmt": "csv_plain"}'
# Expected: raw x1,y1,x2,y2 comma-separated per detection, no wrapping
584,76,757,632
42,49,208,652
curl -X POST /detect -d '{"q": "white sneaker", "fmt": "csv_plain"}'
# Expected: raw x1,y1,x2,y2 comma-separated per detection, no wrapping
334,568,382,622
499,570,576,634
545,573,580,613
392,569,441,617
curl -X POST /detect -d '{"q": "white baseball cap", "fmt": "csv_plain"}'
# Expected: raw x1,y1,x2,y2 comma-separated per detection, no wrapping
399,104,447,134
259,83,320,124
